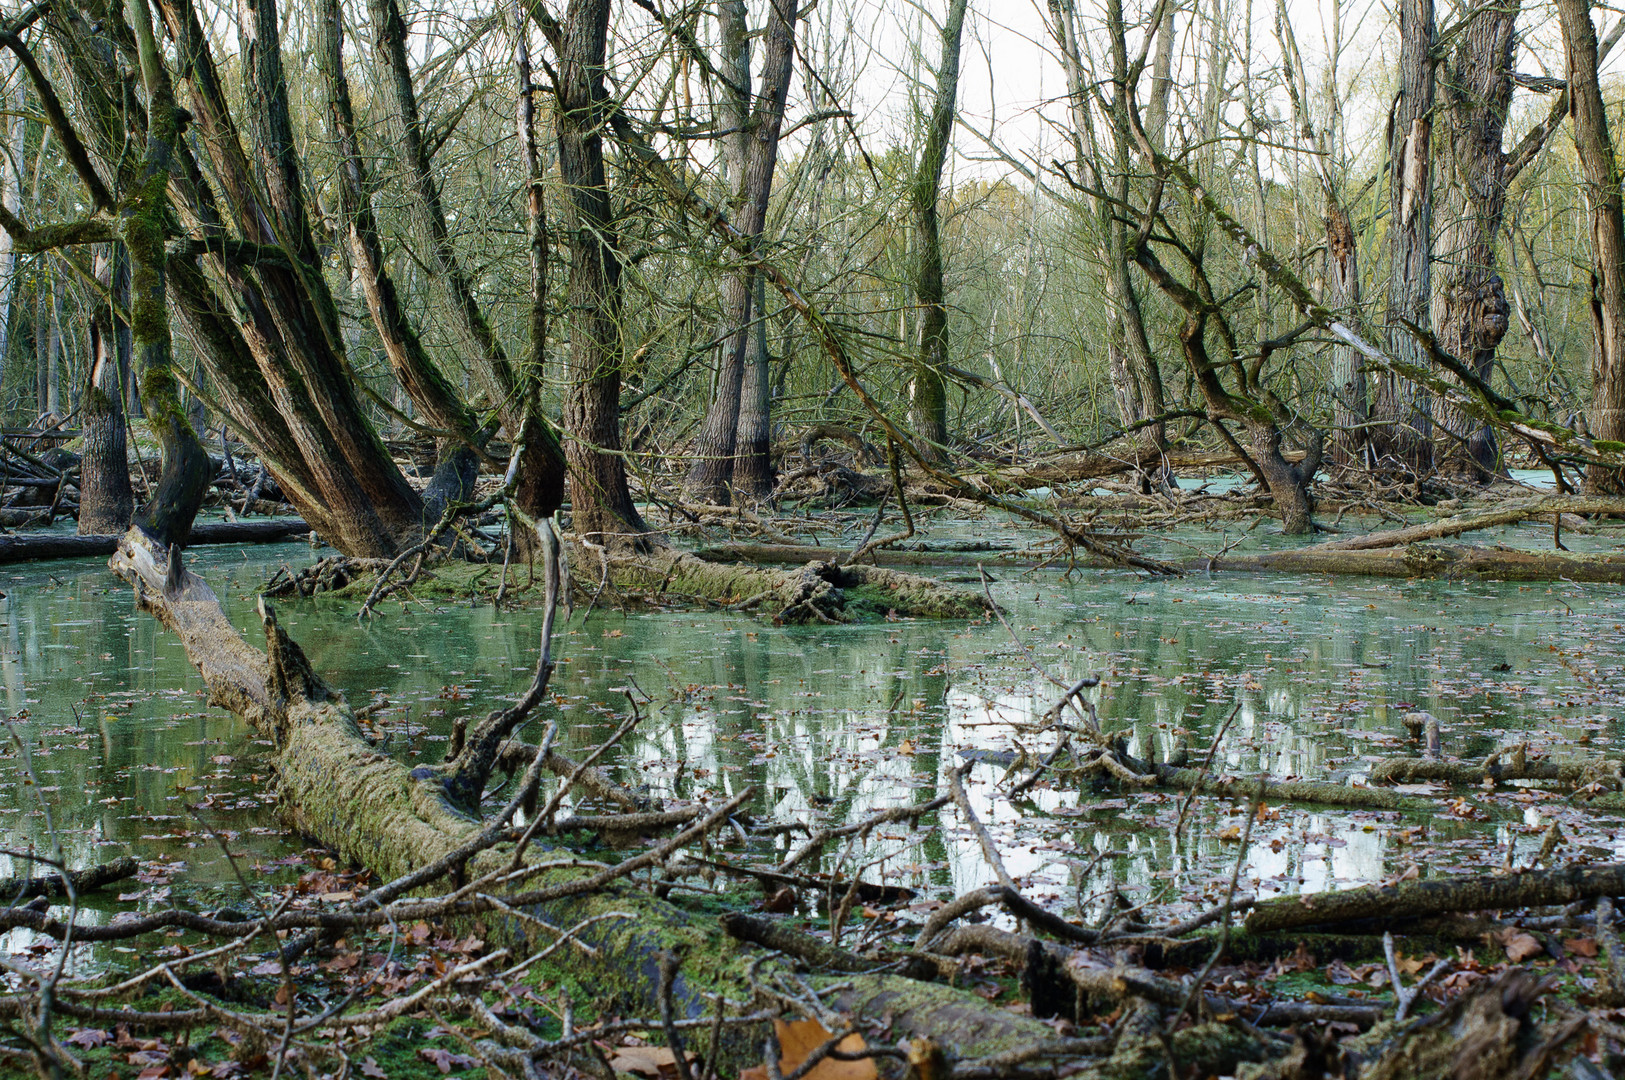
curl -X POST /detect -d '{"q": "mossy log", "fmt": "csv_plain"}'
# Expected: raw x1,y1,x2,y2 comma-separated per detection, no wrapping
608,546,991,621
1244,863,1625,934
106,529,1057,1068
1149,763,1435,811
0,519,310,564
693,540,1121,570
1370,754,1622,787
0,855,138,900
1201,542,1625,583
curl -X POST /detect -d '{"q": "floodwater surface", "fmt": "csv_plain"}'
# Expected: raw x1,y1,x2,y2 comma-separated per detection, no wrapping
3,512,1624,962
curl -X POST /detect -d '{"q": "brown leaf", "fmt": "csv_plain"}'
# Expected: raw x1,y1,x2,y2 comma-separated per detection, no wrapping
605,1045,694,1078
360,1056,388,1079
742,1019,877,1080
1566,937,1600,958
416,1048,477,1074
66,1029,111,1049
1502,932,1543,963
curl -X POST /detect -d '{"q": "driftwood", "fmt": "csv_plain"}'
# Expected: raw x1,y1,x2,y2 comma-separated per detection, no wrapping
1200,542,1625,583
0,855,138,900
1148,763,1435,811
1244,863,1625,934
1371,752,1622,787
0,519,310,564
1311,494,1625,551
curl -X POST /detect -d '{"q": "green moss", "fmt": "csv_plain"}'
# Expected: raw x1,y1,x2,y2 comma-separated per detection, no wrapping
1595,439,1625,454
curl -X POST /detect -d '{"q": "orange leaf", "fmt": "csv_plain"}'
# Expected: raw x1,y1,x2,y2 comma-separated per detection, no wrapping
741,1019,877,1080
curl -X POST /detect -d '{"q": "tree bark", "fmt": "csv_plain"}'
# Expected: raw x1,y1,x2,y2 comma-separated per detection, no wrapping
1431,0,1517,479
552,0,647,544
1558,0,1625,494
78,245,134,535
1,519,309,564
124,0,211,547
1374,0,1436,473
1326,202,1368,464
906,0,970,463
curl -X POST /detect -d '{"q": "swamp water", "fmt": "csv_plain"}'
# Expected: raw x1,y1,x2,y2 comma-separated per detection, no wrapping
2,518,1624,966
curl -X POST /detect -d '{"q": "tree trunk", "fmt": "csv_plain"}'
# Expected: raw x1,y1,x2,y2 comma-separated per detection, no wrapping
733,273,776,495
1431,0,1517,479
1373,0,1436,473
906,0,970,463
685,0,796,503
124,0,212,547
1326,202,1367,464
78,245,134,535
554,0,647,543
315,0,490,526
1558,0,1625,494
0,101,18,373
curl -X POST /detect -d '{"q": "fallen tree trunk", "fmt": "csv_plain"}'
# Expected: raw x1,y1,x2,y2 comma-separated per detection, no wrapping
1371,753,1622,787
601,545,992,621
1148,763,1434,811
693,540,1107,569
105,529,1056,1068
1244,862,1625,934
973,444,1305,489
0,855,138,900
1313,494,1625,551
1198,542,1625,583
0,519,310,564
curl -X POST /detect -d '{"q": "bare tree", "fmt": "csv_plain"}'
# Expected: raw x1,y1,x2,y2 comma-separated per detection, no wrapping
1557,0,1625,493
906,0,971,461
685,0,798,503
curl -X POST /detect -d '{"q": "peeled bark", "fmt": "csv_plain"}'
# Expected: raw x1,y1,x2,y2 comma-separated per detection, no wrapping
1374,0,1436,472
1558,0,1625,494
1431,1,1517,479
